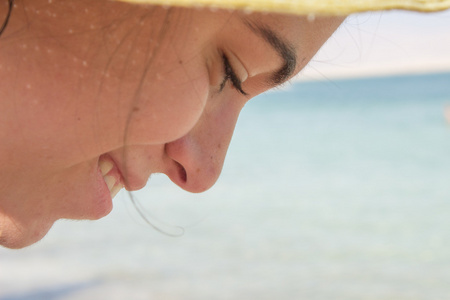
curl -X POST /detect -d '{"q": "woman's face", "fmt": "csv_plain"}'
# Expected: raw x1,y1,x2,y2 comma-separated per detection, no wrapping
0,0,344,248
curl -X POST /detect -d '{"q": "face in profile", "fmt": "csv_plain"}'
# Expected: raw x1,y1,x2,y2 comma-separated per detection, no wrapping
0,0,344,248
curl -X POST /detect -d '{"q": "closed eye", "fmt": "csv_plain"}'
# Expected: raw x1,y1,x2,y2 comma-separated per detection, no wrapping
219,53,248,96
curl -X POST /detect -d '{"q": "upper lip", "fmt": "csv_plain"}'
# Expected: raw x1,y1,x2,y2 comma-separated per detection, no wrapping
102,153,148,191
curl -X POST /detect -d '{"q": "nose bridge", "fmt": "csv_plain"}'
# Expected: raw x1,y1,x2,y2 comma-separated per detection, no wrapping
165,101,241,193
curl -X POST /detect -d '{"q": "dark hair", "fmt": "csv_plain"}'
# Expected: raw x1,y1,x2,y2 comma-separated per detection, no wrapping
124,7,186,237
0,0,14,36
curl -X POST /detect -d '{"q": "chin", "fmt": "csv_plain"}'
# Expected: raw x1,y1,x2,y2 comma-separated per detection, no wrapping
0,218,55,249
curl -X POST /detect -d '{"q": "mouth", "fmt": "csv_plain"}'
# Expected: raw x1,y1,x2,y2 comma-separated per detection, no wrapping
98,157,124,199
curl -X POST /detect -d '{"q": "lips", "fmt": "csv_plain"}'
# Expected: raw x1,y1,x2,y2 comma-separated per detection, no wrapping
98,157,123,199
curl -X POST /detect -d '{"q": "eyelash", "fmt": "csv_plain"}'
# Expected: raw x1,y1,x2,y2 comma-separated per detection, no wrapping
219,53,248,96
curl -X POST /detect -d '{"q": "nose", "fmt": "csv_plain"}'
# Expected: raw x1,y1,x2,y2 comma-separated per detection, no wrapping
164,98,242,193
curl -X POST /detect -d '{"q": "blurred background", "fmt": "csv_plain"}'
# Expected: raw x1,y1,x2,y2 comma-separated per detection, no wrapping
305,9,450,80
1,10,450,300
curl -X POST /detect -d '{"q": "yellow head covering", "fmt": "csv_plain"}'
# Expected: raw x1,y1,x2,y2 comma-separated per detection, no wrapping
117,0,450,15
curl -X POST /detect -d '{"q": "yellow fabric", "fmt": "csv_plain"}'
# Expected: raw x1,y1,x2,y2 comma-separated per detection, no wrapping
117,0,450,15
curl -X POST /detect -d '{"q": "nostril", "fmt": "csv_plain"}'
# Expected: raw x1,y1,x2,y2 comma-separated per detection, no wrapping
175,161,187,183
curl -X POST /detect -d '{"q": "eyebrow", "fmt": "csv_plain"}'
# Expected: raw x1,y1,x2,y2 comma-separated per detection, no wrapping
243,20,298,86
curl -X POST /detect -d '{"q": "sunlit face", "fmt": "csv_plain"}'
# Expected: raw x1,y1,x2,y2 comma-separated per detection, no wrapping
0,0,344,248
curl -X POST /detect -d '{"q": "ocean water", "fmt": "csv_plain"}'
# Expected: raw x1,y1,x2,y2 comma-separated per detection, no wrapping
1,72,450,300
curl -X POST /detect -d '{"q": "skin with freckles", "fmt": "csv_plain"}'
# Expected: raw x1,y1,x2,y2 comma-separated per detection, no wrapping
0,0,344,248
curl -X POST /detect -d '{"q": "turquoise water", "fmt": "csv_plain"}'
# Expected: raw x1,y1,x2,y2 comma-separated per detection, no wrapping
1,72,450,299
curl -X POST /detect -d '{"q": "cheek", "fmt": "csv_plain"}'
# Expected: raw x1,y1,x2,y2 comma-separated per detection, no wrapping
124,63,210,145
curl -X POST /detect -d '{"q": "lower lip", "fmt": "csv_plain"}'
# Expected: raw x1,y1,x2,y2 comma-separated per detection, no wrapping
86,162,117,220
94,156,126,218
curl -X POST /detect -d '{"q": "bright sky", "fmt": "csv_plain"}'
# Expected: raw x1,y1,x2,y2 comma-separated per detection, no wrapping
300,9,450,81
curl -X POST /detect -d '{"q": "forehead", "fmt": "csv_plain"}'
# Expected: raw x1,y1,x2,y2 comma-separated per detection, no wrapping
239,12,343,43
172,8,342,43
